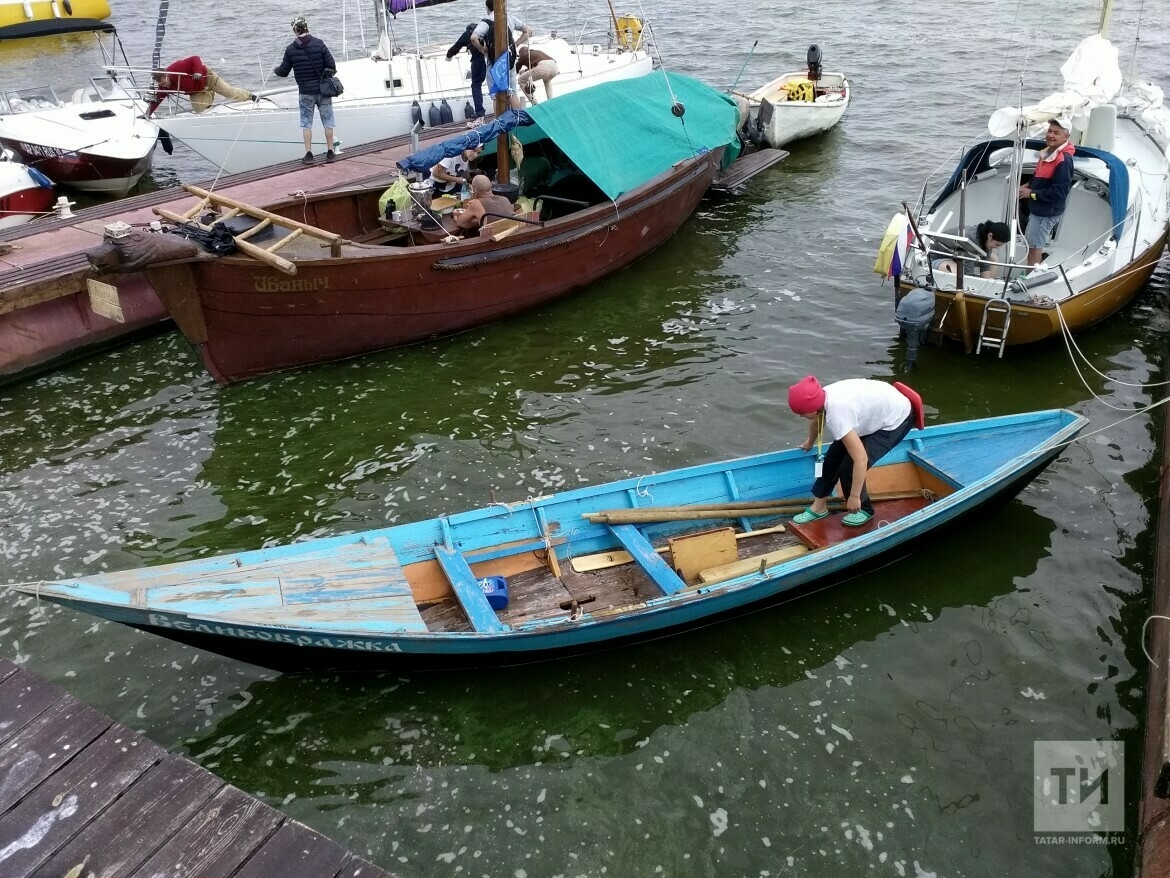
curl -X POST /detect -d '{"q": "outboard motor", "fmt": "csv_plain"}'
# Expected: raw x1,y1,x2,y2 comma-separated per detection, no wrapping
428,102,441,126
439,99,453,124
806,44,823,81
411,100,423,126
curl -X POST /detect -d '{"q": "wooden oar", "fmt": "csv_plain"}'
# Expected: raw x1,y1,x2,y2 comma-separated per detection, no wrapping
585,507,802,524
582,490,929,524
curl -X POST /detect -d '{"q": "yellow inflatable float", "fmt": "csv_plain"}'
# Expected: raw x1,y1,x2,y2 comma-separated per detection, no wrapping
0,0,111,39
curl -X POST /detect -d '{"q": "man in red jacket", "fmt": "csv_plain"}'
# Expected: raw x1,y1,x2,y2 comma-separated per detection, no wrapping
146,56,256,117
1018,117,1075,265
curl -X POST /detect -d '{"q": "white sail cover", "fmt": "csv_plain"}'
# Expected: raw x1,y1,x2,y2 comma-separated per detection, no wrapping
987,34,1169,151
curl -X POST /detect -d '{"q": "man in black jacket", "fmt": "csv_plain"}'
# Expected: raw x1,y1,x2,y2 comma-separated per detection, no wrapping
447,23,486,126
274,16,338,164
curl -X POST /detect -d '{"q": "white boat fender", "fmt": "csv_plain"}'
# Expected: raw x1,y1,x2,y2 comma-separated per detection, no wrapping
731,94,750,129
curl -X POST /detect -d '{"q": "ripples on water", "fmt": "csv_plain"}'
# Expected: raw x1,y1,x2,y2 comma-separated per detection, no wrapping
1,0,1168,875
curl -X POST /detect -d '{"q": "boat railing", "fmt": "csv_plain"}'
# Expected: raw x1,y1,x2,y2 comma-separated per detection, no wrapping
917,243,1033,281
0,85,64,113
567,14,646,54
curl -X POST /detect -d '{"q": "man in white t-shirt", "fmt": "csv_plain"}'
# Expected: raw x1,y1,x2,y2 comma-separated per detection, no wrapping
787,375,917,527
430,145,482,196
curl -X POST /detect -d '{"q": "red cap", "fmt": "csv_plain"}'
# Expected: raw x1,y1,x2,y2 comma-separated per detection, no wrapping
787,375,825,415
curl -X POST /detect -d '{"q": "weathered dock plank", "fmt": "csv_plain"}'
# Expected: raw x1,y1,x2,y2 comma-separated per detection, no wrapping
0,658,396,878
132,784,284,877
0,671,64,743
0,727,161,875
32,754,223,878
232,823,353,878
0,699,111,810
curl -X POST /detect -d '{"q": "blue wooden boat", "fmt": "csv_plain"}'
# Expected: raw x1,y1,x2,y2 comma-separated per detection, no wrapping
17,409,1086,670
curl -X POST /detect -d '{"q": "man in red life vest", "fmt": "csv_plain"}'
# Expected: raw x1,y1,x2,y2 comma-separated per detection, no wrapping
1018,117,1075,265
146,56,257,117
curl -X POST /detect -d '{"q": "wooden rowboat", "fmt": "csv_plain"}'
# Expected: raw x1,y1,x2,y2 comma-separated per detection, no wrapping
17,408,1087,670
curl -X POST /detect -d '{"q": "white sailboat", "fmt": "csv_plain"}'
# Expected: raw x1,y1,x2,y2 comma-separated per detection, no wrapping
154,0,654,175
881,2,1170,353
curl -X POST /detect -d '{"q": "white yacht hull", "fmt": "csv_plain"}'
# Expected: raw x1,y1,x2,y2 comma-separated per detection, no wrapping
159,36,654,174
0,84,158,197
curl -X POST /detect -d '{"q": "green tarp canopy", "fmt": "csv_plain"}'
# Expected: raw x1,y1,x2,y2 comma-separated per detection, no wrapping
521,71,742,201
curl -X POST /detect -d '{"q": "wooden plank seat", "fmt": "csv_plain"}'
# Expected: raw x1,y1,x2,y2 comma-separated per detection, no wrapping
434,546,508,633
606,524,685,595
479,211,540,242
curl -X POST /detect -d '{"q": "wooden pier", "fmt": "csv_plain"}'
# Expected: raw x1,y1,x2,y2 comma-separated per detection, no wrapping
0,656,394,877
1138,401,1170,874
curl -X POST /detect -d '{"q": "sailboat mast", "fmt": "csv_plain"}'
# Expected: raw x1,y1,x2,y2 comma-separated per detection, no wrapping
1098,0,1115,38
494,0,510,183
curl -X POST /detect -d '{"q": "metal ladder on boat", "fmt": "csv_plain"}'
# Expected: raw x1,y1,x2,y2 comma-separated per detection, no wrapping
975,299,1012,357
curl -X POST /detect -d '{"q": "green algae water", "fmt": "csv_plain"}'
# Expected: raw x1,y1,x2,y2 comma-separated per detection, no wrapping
2,0,1168,874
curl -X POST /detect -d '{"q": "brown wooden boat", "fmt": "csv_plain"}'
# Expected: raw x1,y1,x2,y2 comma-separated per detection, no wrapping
145,155,715,384
134,72,784,384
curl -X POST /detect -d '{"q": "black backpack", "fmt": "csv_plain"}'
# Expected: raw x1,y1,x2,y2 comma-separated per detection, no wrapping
481,17,516,61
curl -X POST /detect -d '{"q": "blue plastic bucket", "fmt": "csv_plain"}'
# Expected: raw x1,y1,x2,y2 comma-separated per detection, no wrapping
478,575,509,610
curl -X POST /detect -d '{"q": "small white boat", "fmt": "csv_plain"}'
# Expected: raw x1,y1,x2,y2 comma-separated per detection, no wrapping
741,45,850,148
0,147,55,228
0,23,158,197
154,4,654,175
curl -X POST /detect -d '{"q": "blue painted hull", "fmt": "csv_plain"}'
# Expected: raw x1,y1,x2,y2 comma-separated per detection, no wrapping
19,409,1087,670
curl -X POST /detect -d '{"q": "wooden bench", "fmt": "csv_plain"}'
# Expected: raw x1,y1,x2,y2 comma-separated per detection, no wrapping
606,525,685,596
434,546,507,633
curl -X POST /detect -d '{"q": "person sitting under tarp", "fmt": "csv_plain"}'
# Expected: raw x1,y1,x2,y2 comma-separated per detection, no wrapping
146,56,257,117
453,174,516,235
